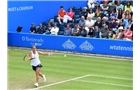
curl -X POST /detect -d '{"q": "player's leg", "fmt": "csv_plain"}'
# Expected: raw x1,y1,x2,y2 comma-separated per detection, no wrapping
34,67,40,87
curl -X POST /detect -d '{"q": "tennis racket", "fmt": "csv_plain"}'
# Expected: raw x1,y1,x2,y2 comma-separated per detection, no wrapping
23,54,30,61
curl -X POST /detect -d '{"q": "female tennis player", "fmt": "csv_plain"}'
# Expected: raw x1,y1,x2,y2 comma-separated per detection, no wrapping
29,45,53,87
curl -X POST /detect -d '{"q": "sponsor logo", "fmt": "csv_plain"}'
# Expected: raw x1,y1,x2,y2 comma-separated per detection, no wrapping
79,40,94,51
21,36,44,46
62,39,76,49
110,45,133,51
8,6,33,12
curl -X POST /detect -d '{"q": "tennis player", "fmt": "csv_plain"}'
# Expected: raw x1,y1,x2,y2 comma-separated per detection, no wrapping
29,45,53,87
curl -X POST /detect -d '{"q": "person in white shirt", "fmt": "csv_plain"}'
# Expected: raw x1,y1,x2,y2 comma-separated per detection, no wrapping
29,45,53,87
87,8,95,19
50,23,59,35
87,0,96,9
85,17,95,34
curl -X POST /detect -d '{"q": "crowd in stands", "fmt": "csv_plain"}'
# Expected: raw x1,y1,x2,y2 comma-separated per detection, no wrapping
30,0,133,41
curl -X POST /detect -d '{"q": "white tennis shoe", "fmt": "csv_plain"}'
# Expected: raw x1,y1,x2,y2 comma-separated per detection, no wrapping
34,83,38,87
42,74,46,82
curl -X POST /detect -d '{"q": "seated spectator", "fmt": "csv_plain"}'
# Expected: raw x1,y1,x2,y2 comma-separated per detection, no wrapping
116,26,124,40
109,17,117,29
81,7,88,19
94,17,102,29
57,6,66,24
123,27,133,41
30,23,36,34
101,1,109,16
79,16,86,28
95,7,103,18
50,23,59,35
79,26,87,37
87,8,95,19
122,10,131,27
88,27,94,37
110,10,117,20
118,20,124,28
44,23,52,34
87,0,96,9
124,19,133,30
99,24,109,38
36,24,45,34
64,23,72,36
93,26,100,38
124,1,132,12
71,24,79,36
108,2,116,14
63,8,74,23
116,1,124,11
116,8,123,21
85,17,95,34
101,17,109,28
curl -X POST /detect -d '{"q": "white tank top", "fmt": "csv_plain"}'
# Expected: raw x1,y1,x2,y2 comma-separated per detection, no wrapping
30,51,41,66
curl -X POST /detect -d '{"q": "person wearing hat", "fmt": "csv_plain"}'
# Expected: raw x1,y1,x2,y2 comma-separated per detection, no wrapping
81,7,88,19
116,26,124,40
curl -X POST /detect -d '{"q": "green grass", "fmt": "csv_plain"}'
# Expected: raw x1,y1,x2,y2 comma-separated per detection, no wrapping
8,49,133,90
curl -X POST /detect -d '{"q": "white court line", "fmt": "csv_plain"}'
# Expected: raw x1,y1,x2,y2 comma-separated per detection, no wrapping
75,80,133,88
90,74,133,81
28,74,90,90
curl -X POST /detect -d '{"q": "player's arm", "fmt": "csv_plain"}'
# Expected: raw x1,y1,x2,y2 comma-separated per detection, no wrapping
29,52,35,60
38,51,53,56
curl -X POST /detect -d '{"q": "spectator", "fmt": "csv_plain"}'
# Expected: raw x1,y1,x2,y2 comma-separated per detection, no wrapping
64,23,72,36
109,17,117,29
94,17,102,29
30,23,36,34
57,6,66,24
123,27,133,41
95,7,103,18
50,23,59,35
101,17,109,28
44,23,52,34
85,17,95,34
101,0,109,16
71,24,79,36
122,10,131,27
99,24,109,38
116,8,123,21
88,27,94,37
118,20,124,28
93,26,100,38
116,26,124,40
79,26,87,37
87,8,95,19
79,16,86,28
36,24,45,34
124,1,132,12
110,10,117,20
87,0,96,9
116,1,124,11
63,8,74,23
125,19,133,30
81,7,88,19
108,2,116,14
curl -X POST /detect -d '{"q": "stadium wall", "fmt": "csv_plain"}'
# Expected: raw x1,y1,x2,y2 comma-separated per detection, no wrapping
8,1,86,33
8,32,133,57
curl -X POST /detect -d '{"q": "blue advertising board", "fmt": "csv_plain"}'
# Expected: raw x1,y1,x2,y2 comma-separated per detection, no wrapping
8,32,133,57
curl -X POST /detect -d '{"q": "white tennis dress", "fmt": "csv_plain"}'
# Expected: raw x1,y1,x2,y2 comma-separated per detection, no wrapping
30,51,41,66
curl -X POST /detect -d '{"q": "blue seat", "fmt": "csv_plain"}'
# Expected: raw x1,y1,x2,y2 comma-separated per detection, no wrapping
74,18,80,24
75,7,81,11
59,26,65,31
74,15,80,19
74,10,81,15
58,31,64,35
